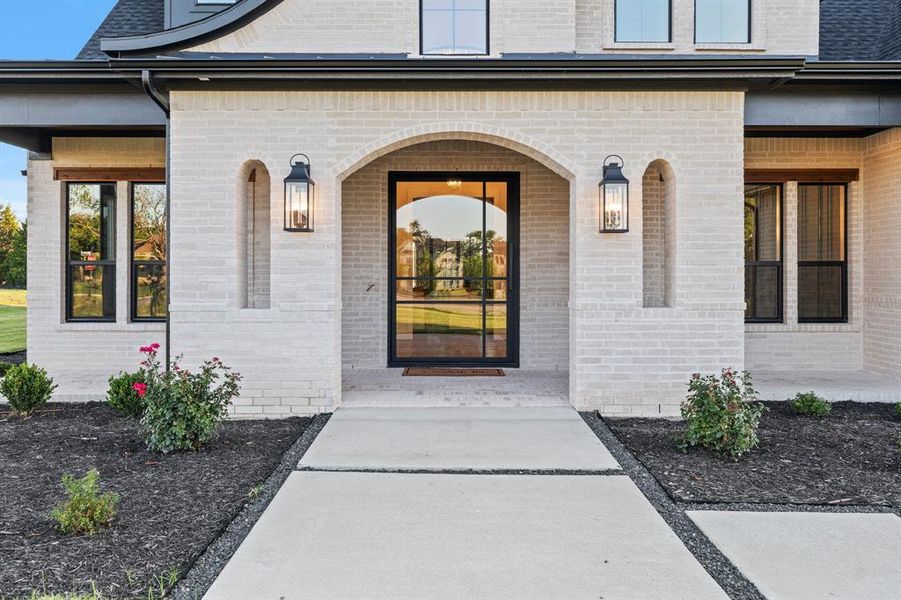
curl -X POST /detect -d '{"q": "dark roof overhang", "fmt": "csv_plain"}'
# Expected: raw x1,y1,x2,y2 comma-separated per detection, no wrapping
0,55,808,88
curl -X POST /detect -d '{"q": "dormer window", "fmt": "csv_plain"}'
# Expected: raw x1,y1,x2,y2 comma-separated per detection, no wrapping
421,0,489,56
695,0,750,43
615,0,671,43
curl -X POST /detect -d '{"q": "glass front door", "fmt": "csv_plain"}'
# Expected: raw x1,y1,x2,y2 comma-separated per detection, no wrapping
389,172,519,366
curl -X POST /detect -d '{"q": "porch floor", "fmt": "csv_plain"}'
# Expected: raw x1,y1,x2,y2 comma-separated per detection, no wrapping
754,369,901,403
341,368,569,407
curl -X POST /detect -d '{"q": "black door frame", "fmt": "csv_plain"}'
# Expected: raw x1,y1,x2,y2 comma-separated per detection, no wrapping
387,171,520,368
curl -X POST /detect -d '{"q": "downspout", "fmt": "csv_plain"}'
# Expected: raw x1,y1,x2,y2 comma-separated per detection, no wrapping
141,70,172,369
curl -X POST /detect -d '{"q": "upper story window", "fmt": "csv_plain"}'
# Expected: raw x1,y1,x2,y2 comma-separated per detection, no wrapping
695,0,750,43
67,183,116,322
615,0,671,43
421,0,489,55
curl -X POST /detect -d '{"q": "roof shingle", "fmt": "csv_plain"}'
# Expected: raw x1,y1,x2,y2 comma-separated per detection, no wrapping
819,0,901,61
77,0,165,60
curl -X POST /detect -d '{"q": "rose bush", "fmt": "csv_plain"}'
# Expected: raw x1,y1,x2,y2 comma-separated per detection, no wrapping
132,344,241,453
680,368,765,460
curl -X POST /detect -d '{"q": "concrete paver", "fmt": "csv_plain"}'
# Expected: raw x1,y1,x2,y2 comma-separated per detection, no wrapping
299,407,620,471
688,510,901,600
205,472,727,600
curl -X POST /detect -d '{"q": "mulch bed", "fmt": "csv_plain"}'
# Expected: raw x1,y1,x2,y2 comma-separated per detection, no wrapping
607,401,901,508
0,402,312,599
0,350,26,365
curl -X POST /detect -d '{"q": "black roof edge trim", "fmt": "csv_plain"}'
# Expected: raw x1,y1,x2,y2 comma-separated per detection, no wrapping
100,0,283,57
0,56,806,71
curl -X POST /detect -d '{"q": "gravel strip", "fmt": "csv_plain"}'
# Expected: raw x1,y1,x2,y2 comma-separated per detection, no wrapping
297,466,625,476
580,411,764,600
172,413,331,600
683,501,899,516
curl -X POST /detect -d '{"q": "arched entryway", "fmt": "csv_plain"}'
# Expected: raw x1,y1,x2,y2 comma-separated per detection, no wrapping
338,137,572,405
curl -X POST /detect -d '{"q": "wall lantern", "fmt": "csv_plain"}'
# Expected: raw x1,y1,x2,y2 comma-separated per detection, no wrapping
284,153,314,232
599,154,629,233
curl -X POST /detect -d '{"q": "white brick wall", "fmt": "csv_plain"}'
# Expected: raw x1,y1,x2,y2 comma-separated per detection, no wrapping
744,138,864,372
163,89,745,417
27,138,167,402
188,0,818,57
341,139,570,370
862,128,901,380
579,0,818,55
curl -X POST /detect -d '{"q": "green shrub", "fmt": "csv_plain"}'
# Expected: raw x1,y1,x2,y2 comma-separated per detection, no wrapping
894,403,901,419
0,361,14,378
106,371,146,418
50,469,118,536
0,363,57,417
136,344,242,453
790,391,832,417
681,369,765,460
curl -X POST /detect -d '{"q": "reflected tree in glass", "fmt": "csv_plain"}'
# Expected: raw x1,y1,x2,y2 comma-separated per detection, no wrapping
133,184,167,319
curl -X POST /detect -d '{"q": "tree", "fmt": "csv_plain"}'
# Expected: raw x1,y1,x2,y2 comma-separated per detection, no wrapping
0,204,20,283
3,222,26,288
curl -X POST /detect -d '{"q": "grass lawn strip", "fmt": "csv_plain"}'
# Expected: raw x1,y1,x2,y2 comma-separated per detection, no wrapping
0,288,26,354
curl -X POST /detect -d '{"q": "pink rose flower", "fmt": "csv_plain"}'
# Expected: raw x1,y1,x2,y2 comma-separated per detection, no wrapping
132,382,148,398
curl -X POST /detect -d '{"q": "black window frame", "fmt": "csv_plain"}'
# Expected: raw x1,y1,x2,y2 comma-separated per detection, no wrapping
387,171,520,368
65,182,117,323
614,0,673,43
129,182,168,323
693,0,752,44
419,0,490,57
744,182,784,324
797,182,848,324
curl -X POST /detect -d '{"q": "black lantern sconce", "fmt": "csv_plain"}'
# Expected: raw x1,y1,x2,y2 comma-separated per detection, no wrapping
284,153,314,232
599,155,629,233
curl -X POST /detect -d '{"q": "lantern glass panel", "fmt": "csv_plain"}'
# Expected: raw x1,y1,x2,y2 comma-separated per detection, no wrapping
603,182,628,231
286,181,312,230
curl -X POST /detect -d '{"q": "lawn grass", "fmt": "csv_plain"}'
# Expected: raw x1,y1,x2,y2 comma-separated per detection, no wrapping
0,288,26,354
396,304,504,334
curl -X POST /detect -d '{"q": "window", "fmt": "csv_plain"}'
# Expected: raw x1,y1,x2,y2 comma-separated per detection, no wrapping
131,183,167,321
695,0,750,43
67,183,116,321
616,0,670,43
798,184,847,322
744,184,782,322
421,0,488,55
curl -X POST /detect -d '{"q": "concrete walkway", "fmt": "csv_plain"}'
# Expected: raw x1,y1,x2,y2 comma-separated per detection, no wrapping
754,369,901,403
204,407,727,600
299,407,619,471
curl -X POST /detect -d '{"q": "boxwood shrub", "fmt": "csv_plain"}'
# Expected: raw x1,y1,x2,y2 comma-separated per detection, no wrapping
107,371,146,418
790,391,832,417
0,363,57,417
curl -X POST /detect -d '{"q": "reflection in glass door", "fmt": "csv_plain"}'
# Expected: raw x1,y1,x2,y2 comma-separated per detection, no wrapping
389,172,519,366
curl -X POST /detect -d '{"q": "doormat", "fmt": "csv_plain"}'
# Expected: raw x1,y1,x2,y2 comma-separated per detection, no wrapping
402,368,505,377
